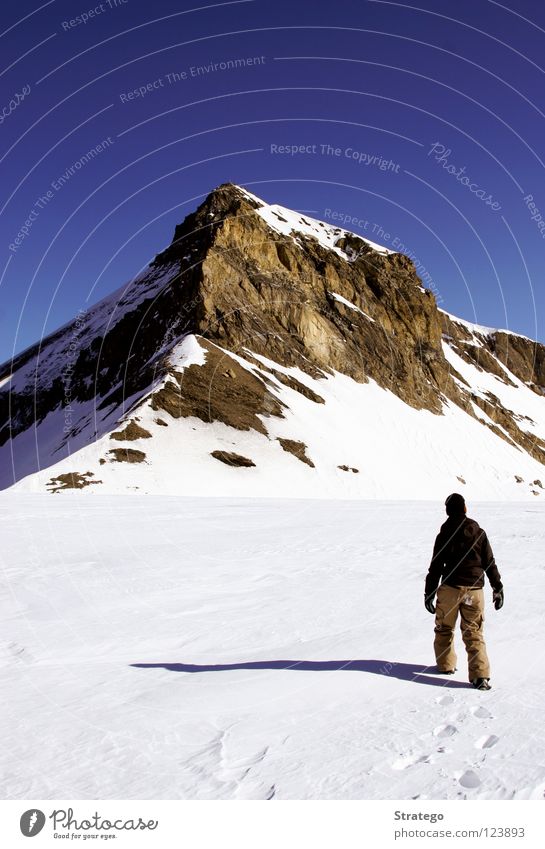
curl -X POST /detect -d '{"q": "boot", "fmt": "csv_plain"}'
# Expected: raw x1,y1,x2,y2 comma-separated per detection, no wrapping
471,678,491,690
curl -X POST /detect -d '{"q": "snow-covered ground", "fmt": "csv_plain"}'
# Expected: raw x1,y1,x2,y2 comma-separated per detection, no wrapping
2,494,544,800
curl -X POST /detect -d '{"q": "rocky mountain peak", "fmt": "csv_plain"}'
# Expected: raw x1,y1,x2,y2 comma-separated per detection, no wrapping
2,184,545,496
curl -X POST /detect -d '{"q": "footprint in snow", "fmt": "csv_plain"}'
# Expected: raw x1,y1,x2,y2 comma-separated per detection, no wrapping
1,641,33,664
475,734,499,749
433,723,458,738
471,705,493,719
435,694,454,706
235,780,276,800
458,769,481,788
392,753,431,770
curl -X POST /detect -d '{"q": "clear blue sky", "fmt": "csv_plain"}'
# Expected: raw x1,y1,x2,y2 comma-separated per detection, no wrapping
1,0,545,364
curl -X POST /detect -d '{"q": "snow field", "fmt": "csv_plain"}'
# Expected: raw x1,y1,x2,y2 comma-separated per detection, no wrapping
1,495,544,799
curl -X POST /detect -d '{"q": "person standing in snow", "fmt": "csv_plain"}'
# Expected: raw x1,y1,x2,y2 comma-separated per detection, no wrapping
424,493,504,691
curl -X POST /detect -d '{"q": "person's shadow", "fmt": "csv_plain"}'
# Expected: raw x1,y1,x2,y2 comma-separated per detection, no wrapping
130,659,472,688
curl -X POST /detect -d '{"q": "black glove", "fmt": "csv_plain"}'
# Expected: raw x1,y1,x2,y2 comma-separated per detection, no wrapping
424,595,436,614
493,588,504,610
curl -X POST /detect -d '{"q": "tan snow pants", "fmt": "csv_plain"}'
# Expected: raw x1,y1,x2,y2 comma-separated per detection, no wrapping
434,584,490,679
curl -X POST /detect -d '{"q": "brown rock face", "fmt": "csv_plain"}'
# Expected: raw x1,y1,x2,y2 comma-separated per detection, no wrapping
277,438,315,467
150,183,545,464
110,421,152,441
491,332,545,394
149,338,286,434
153,183,459,414
211,450,255,467
47,471,101,491
108,448,146,463
441,314,545,464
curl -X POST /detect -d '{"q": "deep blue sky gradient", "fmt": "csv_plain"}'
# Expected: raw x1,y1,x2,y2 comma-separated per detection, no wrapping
1,0,545,363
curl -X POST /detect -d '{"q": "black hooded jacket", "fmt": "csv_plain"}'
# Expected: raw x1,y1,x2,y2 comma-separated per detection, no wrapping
425,514,503,597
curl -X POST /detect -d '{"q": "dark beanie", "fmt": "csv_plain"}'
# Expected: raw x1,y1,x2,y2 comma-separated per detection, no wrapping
445,492,466,516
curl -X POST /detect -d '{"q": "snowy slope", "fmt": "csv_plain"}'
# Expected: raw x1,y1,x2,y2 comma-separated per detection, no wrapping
442,341,545,443
238,185,393,257
440,308,536,343
2,261,179,397
9,332,545,500
2,494,544,800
